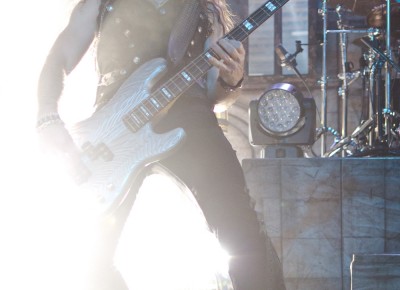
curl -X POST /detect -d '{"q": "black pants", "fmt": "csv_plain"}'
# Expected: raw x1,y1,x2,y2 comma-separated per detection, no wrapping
88,97,286,290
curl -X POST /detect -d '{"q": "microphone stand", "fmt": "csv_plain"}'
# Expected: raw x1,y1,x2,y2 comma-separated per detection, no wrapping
280,42,304,78
279,41,314,99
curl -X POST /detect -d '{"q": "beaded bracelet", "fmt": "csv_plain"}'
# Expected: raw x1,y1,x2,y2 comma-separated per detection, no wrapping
36,113,63,131
218,76,244,92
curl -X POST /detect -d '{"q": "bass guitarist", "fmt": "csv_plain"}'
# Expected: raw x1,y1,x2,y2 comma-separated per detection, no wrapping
36,0,286,289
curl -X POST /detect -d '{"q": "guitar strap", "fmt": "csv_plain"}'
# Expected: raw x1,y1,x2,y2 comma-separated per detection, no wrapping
145,0,203,66
167,0,201,66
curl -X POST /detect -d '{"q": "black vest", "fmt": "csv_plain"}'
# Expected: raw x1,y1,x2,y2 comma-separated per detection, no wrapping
95,0,210,106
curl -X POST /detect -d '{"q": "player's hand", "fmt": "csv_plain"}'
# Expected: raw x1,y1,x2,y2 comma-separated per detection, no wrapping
37,118,77,155
36,116,89,183
209,38,245,86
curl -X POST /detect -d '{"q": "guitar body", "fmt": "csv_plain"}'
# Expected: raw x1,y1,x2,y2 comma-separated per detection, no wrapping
68,58,186,214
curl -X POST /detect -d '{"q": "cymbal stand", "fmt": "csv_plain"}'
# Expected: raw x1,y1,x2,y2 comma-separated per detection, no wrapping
369,47,385,142
360,33,400,149
324,31,400,157
319,0,328,156
385,0,393,145
319,2,373,156
336,5,350,156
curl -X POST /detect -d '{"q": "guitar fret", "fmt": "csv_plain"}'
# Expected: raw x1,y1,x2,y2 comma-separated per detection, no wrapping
206,48,220,60
149,97,161,110
139,104,152,118
265,1,278,12
135,109,150,125
169,78,185,95
123,115,140,132
189,55,212,78
255,8,272,23
130,108,146,126
197,56,212,73
154,90,170,106
132,113,143,125
188,62,206,79
231,25,248,39
146,100,160,115
180,71,193,83
243,20,254,31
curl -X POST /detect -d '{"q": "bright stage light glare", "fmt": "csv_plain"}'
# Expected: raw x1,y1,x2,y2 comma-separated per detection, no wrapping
2,2,233,290
0,2,97,290
115,172,233,290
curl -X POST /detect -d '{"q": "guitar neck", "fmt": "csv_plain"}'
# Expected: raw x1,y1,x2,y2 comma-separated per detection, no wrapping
123,0,289,132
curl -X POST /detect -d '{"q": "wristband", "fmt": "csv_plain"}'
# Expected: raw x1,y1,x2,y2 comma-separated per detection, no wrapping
36,113,63,131
218,76,244,92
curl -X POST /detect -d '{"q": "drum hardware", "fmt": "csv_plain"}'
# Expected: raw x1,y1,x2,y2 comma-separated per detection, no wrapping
319,0,329,155
317,0,400,157
328,0,387,17
337,71,361,89
326,4,376,155
360,36,400,73
360,36,400,151
323,104,400,157
319,0,382,155
367,2,400,39
323,95,400,156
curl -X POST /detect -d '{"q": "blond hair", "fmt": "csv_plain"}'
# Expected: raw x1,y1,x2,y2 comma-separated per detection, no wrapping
202,0,236,34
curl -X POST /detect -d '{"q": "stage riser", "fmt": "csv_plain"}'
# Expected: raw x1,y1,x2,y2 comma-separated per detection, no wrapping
242,158,400,290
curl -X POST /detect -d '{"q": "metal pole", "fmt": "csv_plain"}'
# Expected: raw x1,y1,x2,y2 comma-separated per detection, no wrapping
320,0,328,156
326,29,378,34
336,5,348,156
385,0,392,139
338,31,348,155
369,60,377,146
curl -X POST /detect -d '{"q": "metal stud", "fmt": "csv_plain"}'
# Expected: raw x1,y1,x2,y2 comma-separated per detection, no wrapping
124,29,131,37
106,5,113,12
133,57,141,64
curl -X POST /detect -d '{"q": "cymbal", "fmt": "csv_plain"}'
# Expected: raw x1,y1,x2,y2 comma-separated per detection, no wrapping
352,35,383,48
352,37,366,48
367,3,400,27
328,0,385,16
367,3,400,39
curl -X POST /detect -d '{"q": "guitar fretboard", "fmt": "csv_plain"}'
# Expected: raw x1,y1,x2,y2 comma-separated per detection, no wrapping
123,0,289,132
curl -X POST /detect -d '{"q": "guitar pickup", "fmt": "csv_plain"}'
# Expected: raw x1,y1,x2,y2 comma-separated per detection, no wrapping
82,142,114,161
